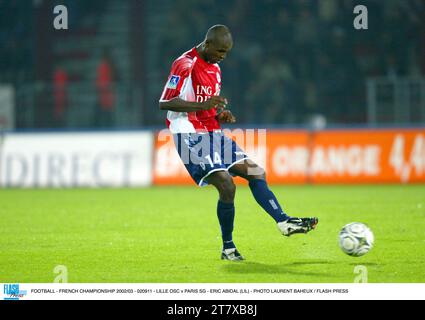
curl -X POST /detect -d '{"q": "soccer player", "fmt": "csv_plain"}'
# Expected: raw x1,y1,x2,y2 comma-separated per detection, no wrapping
159,25,318,261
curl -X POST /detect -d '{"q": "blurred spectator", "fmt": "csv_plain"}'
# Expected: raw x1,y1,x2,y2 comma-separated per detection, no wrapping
94,48,119,128
245,55,296,123
53,64,68,127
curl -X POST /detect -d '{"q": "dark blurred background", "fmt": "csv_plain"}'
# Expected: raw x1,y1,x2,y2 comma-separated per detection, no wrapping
0,0,424,130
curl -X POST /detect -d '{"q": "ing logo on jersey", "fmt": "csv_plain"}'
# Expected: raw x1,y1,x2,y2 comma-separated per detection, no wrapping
167,75,180,89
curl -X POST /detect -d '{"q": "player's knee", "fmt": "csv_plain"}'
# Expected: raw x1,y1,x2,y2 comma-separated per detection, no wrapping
218,177,236,202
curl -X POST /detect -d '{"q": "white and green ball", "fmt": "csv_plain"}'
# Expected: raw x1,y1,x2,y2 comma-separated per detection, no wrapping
339,222,374,257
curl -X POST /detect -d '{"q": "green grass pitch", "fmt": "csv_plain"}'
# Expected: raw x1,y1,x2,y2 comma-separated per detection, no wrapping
1,185,424,283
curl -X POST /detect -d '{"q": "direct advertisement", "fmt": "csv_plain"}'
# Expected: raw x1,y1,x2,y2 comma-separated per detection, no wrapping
0,132,153,187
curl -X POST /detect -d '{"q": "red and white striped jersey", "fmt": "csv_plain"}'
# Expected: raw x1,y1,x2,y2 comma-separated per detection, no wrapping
159,47,222,133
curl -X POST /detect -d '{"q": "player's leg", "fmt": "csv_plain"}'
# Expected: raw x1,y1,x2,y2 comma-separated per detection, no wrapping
229,159,289,223
229,159,318,236
206,171,244,261
173,132,243,260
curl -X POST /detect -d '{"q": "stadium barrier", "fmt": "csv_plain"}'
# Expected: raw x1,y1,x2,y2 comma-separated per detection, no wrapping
153,128,425,185
1,128,424,188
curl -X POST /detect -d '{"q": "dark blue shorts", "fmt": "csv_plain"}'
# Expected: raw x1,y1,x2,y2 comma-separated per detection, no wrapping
174,131,249,186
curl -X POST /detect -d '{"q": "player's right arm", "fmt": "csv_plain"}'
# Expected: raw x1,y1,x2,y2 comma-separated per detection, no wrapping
159,96,227,112
159,57,227,112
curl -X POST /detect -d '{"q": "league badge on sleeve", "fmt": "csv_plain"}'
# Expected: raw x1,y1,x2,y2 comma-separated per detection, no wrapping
167,75,180,89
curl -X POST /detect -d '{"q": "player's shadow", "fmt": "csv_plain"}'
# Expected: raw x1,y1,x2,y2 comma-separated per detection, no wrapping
222,260,337,278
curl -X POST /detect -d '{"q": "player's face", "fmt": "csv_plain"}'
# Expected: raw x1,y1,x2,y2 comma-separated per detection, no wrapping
205,40,233,64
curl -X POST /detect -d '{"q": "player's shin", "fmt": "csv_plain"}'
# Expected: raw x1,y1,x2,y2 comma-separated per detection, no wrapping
248,179,289,223
217,200,235,249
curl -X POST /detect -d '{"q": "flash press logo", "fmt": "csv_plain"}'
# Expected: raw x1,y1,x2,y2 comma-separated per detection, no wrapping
3,284,27,300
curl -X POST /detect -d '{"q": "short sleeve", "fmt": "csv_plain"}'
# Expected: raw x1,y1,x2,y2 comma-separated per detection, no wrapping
159,57,193,102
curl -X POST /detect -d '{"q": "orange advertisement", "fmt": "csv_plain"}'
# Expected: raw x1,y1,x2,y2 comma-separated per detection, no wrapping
310,129,425,183
261,131,310,184
153,128,425,185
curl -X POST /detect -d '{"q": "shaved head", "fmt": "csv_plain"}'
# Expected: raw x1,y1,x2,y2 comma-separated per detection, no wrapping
205,25,232,46
198,25,233,64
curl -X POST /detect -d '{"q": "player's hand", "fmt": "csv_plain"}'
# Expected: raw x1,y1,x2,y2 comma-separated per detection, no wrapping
216,110,236,124
199,96,228,111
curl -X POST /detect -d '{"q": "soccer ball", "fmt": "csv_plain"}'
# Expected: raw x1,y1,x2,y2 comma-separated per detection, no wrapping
339,222,374,257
